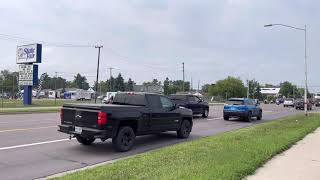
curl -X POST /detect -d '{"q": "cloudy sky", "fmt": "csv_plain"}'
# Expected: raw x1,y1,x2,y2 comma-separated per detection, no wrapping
0,0,319,92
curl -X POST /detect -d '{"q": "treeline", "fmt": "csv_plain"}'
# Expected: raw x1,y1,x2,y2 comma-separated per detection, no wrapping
201,76,311,100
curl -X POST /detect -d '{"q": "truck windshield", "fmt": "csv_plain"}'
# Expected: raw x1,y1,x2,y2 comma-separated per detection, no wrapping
227,100,244,105
113,94,146,106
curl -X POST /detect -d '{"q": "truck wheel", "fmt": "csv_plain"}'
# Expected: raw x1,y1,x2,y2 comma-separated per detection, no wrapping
177,120,192,138
246,112,252,122
76,136,95,145
112,126,136,152
223,115,229,121
202,108,209,118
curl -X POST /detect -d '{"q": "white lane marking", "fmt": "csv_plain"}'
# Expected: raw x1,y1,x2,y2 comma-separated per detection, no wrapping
0,126,57,133
0,138,74,151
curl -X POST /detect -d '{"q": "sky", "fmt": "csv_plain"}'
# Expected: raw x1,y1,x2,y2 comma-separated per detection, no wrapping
0,0,319,92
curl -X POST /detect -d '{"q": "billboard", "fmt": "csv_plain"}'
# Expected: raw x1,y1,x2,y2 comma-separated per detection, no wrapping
16,44,42,64
18,64,38,86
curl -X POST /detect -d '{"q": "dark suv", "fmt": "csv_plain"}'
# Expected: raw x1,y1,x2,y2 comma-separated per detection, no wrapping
169,94,209,117
295,99,312,110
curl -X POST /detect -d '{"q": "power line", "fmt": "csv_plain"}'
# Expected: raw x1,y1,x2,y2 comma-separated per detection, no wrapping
0,33,95,48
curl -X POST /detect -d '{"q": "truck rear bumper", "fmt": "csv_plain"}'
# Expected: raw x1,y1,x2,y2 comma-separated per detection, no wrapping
58,124,112,139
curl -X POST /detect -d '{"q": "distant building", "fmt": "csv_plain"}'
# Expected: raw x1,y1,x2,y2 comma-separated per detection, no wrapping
133,85,164,94
261,88,281,97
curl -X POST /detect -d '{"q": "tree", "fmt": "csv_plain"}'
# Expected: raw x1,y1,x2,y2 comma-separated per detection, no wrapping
143,79,161,86
202,84,211,93
280,81,296,98
126,78,134,91
164,77,170,95
114,73,125,91
248,79,262,100
209,76,246,98
0,70,19,98
72,73,89,90
254,85,263,100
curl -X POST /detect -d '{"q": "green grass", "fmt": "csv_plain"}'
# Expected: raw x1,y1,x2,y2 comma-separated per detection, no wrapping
52,114,320,180
0,99,95,108
0,106,61,114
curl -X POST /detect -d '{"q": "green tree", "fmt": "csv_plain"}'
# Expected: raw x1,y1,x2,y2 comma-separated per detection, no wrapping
202,84,211,93
1,70,19,98
126,78,134,91
72,73,89,90
164,77,170,95
114,73,125,91
248,79,262,100
209,76,246,98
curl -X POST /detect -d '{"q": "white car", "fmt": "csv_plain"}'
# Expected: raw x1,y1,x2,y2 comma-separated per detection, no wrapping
284,98,295,107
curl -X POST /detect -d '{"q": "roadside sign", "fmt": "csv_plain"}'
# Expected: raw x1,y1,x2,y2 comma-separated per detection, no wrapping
16,44,42,64
18,64,38,86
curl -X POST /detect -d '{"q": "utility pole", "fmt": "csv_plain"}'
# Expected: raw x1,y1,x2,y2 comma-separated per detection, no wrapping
247,79,249,99
198,80,200,92
95,45,103,103
191,77,193,91
54,72,57,106
182,62,185,92
108,67,114,92
1,75,4,108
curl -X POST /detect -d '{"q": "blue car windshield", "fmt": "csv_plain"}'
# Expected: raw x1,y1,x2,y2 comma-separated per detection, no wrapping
227,100,244,105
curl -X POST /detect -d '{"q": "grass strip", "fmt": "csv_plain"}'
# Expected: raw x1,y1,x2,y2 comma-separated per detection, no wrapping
52,114,320,180
0,107,60,114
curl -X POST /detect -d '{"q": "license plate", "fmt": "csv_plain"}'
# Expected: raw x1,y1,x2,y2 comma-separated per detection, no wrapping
74,126,82,134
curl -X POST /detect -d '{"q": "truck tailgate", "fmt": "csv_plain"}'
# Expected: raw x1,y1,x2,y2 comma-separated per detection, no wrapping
62,105,101,129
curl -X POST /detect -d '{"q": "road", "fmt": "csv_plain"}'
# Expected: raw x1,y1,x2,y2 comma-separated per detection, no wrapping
0,104,318,180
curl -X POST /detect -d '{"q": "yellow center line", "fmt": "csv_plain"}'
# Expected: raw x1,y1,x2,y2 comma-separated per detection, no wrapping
0,126,57,133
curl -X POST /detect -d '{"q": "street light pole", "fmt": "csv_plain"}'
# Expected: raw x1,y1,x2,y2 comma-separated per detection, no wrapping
264,23,308,116
304,25,308,116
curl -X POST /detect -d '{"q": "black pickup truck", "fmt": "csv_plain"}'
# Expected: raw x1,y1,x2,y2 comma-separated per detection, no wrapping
58,92,193,152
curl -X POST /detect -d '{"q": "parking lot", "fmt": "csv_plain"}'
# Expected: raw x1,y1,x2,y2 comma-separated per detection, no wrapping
0,104,319,180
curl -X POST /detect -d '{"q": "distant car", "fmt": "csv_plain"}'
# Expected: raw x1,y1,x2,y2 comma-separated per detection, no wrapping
283,98,295,107
102,96,114,104
223,98,262,122
169,94,209,117
315,100,320,107
295,99,312,110
276,98,284,105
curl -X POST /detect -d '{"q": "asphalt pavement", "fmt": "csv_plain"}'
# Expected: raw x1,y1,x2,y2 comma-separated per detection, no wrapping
0,104,318,180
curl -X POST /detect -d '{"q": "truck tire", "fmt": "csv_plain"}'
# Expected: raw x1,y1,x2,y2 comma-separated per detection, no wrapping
76,136,95,145
202,108,209,118
112,126,136,152
223,115,229,121
177,120,192,138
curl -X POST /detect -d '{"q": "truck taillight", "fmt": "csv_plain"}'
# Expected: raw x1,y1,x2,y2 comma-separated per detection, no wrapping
98,112,107,125
60,108,64,121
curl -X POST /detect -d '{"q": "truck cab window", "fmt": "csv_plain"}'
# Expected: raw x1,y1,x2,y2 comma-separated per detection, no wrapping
160,96,174,110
